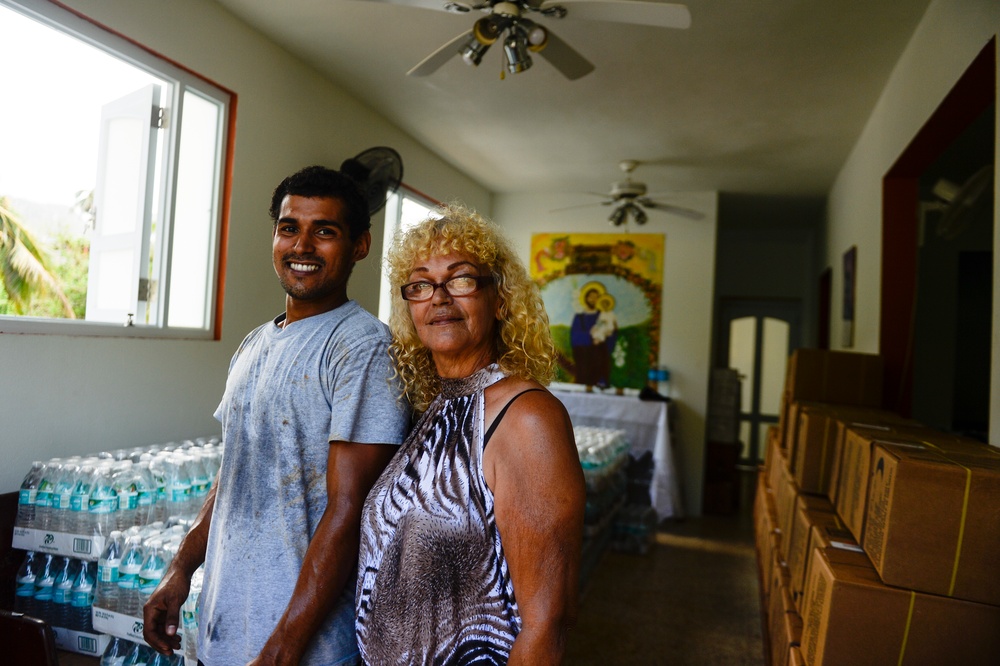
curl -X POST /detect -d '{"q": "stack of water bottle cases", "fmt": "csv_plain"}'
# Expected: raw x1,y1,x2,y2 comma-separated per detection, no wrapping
13,438,221,665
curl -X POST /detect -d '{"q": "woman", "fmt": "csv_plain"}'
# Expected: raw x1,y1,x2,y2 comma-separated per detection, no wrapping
356,204,586,665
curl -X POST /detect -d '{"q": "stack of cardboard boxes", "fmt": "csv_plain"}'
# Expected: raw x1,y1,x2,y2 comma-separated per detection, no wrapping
754,349,1000,666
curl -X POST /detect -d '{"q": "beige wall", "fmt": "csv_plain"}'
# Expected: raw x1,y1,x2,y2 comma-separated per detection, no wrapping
825,0,999,442
493,191,719,515
0,0,491,493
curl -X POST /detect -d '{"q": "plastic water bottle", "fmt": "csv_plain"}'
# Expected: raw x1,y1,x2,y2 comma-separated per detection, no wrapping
33,553,56,624
137,538,169,608
89,461,120,539
16,461,46,528
101,636,133,666
51,461,80,533
188,450,211,511
14,551,39,617
69,462,96,535
182,565,203,666
35,460,61,531
135,458,158,527
96,530,125,612
52,556,77,628
149,651,184,666
123,641,152,666
118,535,145,618
148,453,168,523
164,453,192,521
70,560,95,632
114,461,140,531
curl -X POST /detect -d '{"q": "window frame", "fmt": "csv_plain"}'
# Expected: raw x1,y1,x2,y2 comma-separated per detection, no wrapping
0,0,235,340
377,185,441,324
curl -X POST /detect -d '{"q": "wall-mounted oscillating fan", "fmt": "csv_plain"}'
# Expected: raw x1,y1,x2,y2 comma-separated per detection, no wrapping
340,147,404,215
356,0,691,80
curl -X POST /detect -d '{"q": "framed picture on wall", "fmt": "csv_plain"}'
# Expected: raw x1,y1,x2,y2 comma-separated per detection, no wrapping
530,232,664,389
842,245,857,348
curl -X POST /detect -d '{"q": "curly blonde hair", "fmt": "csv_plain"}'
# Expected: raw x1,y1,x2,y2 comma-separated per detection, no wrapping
386,203,556,412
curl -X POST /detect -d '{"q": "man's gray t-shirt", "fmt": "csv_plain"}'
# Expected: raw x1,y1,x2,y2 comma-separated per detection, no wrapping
198,300,410,666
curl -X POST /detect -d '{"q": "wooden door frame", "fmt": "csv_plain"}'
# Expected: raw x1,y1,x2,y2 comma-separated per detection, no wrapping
881,39,995,415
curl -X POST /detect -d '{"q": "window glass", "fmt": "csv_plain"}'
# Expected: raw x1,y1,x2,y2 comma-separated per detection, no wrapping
0,0,231,338
377,189,439,323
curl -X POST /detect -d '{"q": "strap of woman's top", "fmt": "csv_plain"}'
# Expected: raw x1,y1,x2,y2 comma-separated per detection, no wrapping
484,388,546,447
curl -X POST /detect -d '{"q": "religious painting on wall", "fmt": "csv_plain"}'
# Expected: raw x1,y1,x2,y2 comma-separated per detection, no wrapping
530,232,665,389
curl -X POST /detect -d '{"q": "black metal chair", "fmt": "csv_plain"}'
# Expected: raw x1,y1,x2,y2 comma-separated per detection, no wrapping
0,608,60,666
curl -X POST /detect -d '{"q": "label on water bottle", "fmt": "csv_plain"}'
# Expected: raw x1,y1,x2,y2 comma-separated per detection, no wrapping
169,482,191,502
137,489,155,507
70,493,89,512
181,607,197,629
36,487,53,508
138,570,165,594
53,491,72,510
16,579,36,597
119,489,138,511
98,559,120,583
53,583,72,605
71,587,93,607
18,488,36,506
88,495,119,514
35,581,54,601
118,566,140,590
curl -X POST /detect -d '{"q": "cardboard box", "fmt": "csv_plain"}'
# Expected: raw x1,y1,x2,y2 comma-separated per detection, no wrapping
51,626,110,656
835,424,990,544
768,568,801,666
800,546,1000,665
793,518,861,609
790,403,912,496
865,441,1000,607
784,494,840,607
784,348,883,407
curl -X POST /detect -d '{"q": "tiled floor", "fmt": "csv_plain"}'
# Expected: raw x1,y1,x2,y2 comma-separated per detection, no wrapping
565,472,765,665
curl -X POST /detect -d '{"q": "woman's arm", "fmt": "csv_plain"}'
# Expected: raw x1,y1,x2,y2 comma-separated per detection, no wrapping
486,389,586,665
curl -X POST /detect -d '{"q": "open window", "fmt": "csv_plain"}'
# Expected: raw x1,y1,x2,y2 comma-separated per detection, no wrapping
377,188,441,323
0,0,233,338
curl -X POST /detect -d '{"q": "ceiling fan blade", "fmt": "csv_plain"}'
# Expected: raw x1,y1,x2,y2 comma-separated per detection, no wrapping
534,28,595,80
350,0,479,14
545,0,691,29
407,29,473,76
641,199,705,220
549,200,612,212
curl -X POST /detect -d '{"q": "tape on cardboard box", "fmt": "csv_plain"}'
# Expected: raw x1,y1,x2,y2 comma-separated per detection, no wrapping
865,441,1000,607
800,546,1000,665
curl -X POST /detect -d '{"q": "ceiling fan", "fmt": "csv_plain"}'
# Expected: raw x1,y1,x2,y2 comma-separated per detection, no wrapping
358,1,691,80
554,160,704,226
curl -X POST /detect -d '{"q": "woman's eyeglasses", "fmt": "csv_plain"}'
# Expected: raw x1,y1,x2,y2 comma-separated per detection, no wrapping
400,275,495,302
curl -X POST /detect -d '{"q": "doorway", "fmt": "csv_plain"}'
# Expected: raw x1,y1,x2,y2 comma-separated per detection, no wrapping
717,299,802,464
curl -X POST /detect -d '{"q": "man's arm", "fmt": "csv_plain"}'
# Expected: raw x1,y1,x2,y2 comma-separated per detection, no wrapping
250,440,397,666
144,481,217,655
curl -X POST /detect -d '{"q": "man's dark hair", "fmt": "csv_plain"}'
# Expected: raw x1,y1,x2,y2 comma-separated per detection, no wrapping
269,165,371,239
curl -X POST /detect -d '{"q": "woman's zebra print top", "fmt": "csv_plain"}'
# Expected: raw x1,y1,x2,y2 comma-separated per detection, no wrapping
356,364,522,665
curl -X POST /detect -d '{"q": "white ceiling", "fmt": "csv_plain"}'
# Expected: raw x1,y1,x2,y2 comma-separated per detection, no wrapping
214,0,931,204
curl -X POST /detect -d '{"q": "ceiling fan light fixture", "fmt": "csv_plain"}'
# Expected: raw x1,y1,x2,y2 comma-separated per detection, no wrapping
632,206,648,225
460,33,491,66
609,206,627,226
472,17,501,45
526,25,548,52
503,30,532,74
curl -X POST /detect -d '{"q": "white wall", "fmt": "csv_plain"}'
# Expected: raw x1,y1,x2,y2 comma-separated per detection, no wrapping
0,0,491,493
493,191,719,515
826,0,999,442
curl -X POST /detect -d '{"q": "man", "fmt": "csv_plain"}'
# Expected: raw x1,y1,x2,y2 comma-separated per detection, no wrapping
144,165,410,665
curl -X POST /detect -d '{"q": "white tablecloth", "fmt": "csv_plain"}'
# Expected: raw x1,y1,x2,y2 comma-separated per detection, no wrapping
553,389,684,520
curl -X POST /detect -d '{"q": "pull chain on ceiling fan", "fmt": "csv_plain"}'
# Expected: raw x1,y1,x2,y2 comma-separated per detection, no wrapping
357,0,691,80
